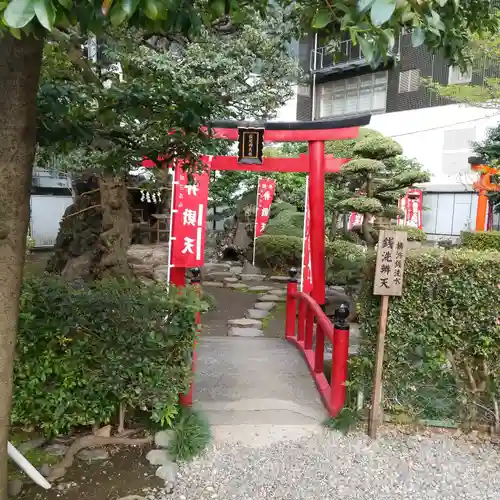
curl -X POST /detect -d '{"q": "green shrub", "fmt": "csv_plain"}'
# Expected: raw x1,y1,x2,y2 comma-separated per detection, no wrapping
325,239,367,285
14,276,205,436
352,249,500,427
255,234,302,271
388,225,428,242
168,407,211,461
461,230,500,251
270,201,296,218
264,209,304,238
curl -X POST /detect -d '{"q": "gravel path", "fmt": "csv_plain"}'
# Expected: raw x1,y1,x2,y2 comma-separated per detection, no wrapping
145,429,500,500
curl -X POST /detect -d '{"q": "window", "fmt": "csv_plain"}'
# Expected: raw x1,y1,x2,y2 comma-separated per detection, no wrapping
317,71,387,118
297,84,310,97
448,65,472,85
398,69,420,93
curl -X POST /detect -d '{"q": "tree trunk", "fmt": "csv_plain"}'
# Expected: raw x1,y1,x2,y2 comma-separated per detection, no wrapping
98,175,133,278
329,211,338,240
0,34,44,498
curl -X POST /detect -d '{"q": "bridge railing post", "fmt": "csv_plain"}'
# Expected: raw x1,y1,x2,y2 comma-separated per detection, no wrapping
285,267,298,339
330,303,350,415
179,267,201,408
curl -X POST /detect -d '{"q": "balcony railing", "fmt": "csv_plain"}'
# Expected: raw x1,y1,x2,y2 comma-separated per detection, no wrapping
310,39,398,74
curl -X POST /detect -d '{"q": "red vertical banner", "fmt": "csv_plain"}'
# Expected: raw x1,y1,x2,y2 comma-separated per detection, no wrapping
254,177,276,238
301,176,313,294
170,162,210,268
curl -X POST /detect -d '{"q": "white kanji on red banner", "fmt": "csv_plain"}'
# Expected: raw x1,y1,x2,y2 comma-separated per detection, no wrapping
170,159,210,268
254,178,276,238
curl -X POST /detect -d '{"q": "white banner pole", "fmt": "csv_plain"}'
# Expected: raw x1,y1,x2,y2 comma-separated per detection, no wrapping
166,163,177,291
252,177,261,266
300,176,309,293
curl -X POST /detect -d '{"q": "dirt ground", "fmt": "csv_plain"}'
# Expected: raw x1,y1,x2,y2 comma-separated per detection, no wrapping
201,286,286,338
19,445,162,500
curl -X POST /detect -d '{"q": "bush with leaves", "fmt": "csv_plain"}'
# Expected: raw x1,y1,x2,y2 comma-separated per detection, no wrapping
13,276,205,437
461,231,500,251
325,239,367,286
255,235,303,272
388,225,428,242
351,249,500,428
264,209,304,238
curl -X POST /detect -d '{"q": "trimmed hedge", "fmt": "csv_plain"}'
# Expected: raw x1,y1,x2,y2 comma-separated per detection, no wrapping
255,234,366,285
352,249,500,427
270,201,296,218
389,225,427,242
461,230,500,251
264,209,304,238
14,276,204,436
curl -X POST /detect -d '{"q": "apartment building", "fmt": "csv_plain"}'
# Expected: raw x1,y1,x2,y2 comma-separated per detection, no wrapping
293,33,500,241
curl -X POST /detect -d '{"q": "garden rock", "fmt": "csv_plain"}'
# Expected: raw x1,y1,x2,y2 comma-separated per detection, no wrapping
39,464,51,477
248,285,273,292
254,302,276,311
230,266,243,274
240,273,265,281
270,276,289,283
202,281,224,288
153,265,170,282
156,461,178,484
224,277,239,284
242,261,261,274
146,449,171,466
258,294,284,302
206,272,234,281
269,288,287,296
8,479,23,497
228,327,263,337
246,308,270,319
78,448,110,461
17,437,46,454
117,496,147,500
228,318,262,328
44,443,68,456
154,430,175,448
227,283,248,290
203,263,230,272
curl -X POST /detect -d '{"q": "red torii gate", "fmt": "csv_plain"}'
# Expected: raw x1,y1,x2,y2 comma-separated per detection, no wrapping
169,116,372,414
196,116,371,306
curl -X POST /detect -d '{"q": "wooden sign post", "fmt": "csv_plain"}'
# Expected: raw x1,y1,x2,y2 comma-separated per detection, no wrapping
368,229,408,439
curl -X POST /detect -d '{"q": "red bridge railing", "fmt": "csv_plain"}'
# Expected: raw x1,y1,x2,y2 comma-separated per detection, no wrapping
285,268,350,417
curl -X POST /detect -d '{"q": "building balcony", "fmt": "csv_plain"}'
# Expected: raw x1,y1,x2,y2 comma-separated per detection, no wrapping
310,39,398,76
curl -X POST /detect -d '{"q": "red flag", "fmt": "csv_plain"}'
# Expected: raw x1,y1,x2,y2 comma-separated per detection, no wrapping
301,177,312,294
254,178,276,238
170,160,210,268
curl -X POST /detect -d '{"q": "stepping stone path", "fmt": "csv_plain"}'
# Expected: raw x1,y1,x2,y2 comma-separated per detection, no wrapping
228,327,263,337
246,308,270,320
248,285,273,292
145,430,178,493
258,294,285,302
228,318,262,328
240,273,266,281
224,277,239,284
254,302,276,311
227,283,248,290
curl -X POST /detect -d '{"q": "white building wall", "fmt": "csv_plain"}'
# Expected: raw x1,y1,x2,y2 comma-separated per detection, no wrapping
30,195,73,248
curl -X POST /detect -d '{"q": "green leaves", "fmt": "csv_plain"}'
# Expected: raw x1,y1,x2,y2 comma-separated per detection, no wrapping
357,0,375,14
311,7,331,29
4,0,36,28
33,0,55,30
370,0,396,26
121,0,140,16
144,0,159,20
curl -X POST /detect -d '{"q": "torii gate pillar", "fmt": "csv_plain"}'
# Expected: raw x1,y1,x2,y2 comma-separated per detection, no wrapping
309,140,326,305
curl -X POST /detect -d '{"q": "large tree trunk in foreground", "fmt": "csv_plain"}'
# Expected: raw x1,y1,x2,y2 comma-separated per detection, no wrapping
47,174,133,281
0,34,44,499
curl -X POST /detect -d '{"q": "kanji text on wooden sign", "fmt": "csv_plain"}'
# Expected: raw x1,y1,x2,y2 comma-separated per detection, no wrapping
373,230,408,297
170,166,210,268
238,127,264,165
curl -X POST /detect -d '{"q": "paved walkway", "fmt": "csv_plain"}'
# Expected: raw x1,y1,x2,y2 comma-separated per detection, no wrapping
195,336,326,446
